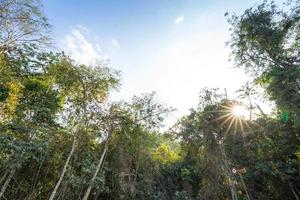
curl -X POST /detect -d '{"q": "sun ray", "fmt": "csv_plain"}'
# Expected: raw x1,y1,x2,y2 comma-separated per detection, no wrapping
238,117,244,134
234,116,238,134
225,115,236,136
220,114,235,127
216,102,250,136
216,112,233,121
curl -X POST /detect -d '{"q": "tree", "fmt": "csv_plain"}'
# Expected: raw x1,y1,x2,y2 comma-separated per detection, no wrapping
0,0,50,50
0,46,63,199
48,57,119,200
227,0,300,114
91,93,172,200
228,1,300,199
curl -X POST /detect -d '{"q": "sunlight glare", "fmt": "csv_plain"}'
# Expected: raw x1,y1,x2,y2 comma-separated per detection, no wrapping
231,105,247,118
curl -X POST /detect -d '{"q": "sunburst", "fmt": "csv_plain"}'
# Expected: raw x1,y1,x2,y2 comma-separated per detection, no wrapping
216,102,250,136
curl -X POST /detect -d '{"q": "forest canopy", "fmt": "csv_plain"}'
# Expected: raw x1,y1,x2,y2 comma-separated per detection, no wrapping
0,0,299,200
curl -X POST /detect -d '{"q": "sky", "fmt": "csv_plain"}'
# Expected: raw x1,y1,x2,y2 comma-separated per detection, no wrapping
42,0,275,126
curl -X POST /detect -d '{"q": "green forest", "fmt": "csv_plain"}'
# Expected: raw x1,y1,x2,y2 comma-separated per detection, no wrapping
0,0,299,199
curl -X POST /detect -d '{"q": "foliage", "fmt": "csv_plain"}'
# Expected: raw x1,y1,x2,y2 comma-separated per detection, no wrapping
0,0,50,49
0,0,299,200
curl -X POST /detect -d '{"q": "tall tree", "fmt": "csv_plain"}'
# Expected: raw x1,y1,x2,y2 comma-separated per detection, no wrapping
228,1,300,199
0,0,50,50
48,58,119,200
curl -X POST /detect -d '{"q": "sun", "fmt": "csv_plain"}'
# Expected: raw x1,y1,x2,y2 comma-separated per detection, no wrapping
231,104,247,118
215,102,250,135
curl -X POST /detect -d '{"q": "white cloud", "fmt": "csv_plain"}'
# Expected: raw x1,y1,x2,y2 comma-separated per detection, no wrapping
63,26,105,66
112,38,120,49
175,15,184,24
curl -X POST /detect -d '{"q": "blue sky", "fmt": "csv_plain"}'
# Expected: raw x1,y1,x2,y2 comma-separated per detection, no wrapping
43,0,276,125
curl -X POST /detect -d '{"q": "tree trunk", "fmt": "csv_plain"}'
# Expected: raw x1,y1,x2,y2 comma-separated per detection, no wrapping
49,139,76,200
230,181,238,200
0,168,15,199
288,181,300,200
239,174,251,200
0,170,9,185
220,143,238,200
248,95,253,120
82,140,108,200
